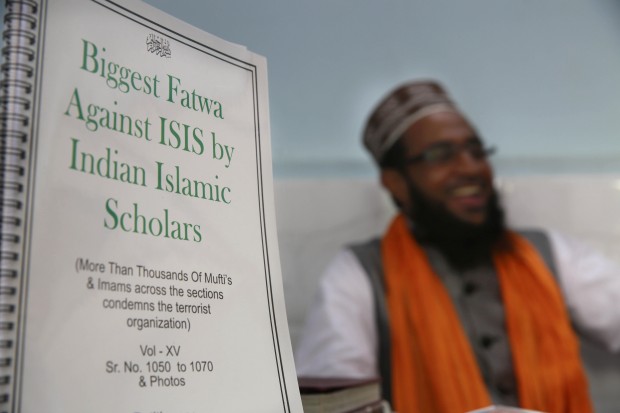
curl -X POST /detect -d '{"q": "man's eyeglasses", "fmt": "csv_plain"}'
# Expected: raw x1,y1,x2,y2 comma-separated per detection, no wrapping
403,140,496,166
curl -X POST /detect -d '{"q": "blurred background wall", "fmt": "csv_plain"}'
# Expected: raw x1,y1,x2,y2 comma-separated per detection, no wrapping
142,0,620,178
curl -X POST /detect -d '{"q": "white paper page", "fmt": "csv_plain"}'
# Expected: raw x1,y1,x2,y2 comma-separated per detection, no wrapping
12,1,301,412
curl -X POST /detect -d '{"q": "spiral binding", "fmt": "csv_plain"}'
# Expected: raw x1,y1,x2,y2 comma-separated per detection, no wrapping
1,0,39,410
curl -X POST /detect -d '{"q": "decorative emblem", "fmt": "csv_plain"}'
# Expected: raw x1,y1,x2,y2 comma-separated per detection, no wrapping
146,34,171,58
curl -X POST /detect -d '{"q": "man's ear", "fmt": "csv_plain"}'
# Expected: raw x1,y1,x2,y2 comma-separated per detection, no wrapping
380,169,409,210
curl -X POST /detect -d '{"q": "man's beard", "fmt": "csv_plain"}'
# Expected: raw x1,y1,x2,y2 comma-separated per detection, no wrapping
404,180,507,271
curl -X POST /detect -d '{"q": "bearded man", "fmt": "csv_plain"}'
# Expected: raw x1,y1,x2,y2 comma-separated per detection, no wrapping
294,80,620,413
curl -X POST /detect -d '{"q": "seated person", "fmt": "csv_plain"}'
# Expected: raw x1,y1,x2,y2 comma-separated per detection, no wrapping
295,80,620,413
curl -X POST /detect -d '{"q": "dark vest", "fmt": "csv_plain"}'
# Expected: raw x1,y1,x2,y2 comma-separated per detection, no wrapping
349,230,557,406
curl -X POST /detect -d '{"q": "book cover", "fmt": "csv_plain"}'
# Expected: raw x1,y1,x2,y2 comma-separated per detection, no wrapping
0,0,302,412
299,377,382,413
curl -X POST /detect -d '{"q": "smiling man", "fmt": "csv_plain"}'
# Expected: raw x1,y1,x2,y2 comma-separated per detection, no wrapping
295,80,620,413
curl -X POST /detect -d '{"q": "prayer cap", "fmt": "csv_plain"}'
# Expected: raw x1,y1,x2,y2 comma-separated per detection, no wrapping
362,80,458,164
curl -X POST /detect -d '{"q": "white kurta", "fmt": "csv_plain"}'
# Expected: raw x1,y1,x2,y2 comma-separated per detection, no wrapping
294,230,620,378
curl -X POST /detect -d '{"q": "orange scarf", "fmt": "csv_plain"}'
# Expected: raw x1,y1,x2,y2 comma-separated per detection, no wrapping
383,214,592,413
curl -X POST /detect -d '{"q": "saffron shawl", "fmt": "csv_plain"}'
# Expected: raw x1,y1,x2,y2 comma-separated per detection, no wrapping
382,214,592,413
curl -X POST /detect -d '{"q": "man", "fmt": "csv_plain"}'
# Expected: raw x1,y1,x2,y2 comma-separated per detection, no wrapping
295,80,620,413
